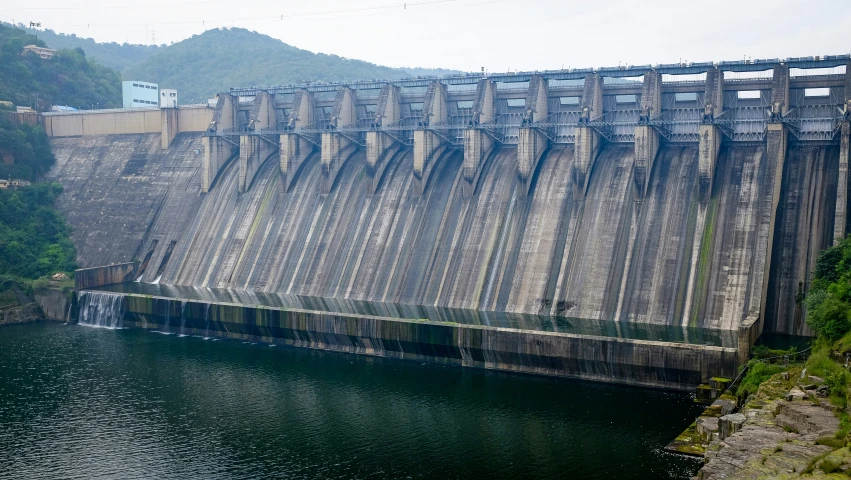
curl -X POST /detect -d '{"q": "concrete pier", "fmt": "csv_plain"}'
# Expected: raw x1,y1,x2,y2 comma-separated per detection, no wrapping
366,85,403,194
633,71,662,200
573,74,603,200
517,75,549,195
203,94,238,193
238,92,277,193
160,107,179,149
462,79,496,196
321,87,358,194
239,135,277,193
698,68,724,203
413,81,449,195
757,119,788,337
836,122,850,244
280,90,316,193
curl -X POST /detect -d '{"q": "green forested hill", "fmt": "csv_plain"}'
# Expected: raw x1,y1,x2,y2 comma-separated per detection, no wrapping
13,25,160,72
11,24,461,103
0,23,121,110
0,23,92,288
122,28,413,103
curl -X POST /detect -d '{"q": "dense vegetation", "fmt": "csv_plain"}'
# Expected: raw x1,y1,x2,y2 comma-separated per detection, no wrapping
0,23,87,302
806,236,851,341
0,117,55,181
11,24,160,72
0,23,121,110
0,183,76,279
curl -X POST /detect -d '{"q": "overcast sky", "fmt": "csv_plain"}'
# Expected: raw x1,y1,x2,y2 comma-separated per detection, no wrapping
5,0,851,72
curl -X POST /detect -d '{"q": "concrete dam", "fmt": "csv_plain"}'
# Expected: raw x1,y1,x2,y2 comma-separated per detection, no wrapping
48,55,851,389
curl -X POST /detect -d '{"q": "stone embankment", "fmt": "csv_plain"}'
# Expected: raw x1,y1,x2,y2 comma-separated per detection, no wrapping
0,303,41,326
0,280,73,326
696,369,850,479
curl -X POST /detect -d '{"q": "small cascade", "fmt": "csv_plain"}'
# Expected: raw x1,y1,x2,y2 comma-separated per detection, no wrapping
152,275,163,285
64,302,72,323
179,301,187,336
203,303,211,339
161,301,171,334
78,291,125,329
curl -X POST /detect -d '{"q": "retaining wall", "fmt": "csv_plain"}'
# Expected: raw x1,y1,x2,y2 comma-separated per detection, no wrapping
93,291,740,390
43,106,212,138
75,263,139,290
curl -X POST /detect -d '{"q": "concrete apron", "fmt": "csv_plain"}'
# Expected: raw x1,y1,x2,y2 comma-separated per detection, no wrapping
77,290,739,391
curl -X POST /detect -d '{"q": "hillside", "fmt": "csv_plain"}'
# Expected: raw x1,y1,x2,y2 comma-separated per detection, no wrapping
122,28,413,102
0,23,83,294
13,24,160,72
0,23,121,110
10,24,462,102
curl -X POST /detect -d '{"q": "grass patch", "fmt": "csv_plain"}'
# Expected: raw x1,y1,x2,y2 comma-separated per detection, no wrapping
806,343,847,379
816,436,846,449
803,452,830,474
820,457,843,474
736,360,785,397
750,344,799,360
31,275,75,294
837,413,851,440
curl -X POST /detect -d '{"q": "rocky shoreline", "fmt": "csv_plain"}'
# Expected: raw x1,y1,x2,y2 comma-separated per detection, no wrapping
0,303,42,326
0,281,72,327
695,368,849,479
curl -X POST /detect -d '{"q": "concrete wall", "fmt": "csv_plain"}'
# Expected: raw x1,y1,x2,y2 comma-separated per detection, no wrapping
33,286,71,322
111,291,738,390
47,133,207,269
45,109,160,137
178,106,214,132
75,263,139,290
44,106,213,140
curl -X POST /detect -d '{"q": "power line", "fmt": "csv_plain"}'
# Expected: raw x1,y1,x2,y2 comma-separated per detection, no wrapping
9,0,457,18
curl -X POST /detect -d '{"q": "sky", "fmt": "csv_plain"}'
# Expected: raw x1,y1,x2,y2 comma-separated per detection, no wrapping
5,0,851,72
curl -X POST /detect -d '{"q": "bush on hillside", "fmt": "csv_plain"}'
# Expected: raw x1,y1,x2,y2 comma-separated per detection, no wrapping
0,183,76,279
806,238,851,340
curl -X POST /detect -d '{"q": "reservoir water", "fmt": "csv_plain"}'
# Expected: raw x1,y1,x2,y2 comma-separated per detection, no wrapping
0,322,702,479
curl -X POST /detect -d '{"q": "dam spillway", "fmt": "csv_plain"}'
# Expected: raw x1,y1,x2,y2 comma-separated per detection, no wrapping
46,55,851,388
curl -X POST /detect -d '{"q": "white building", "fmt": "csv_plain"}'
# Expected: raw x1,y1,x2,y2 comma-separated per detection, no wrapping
122,81,159,108
159,89,178,108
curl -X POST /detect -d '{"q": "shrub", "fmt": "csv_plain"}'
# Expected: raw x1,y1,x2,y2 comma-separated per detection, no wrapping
820,457,842,474
736,360,785,397
816,436,845,449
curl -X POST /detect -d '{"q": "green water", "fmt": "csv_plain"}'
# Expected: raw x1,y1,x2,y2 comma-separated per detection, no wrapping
0,322,703,479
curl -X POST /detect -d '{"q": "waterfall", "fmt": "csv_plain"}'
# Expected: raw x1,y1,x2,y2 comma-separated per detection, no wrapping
179,301,187,336
78,291,125,329
160,300,171,334
203,303,211,339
